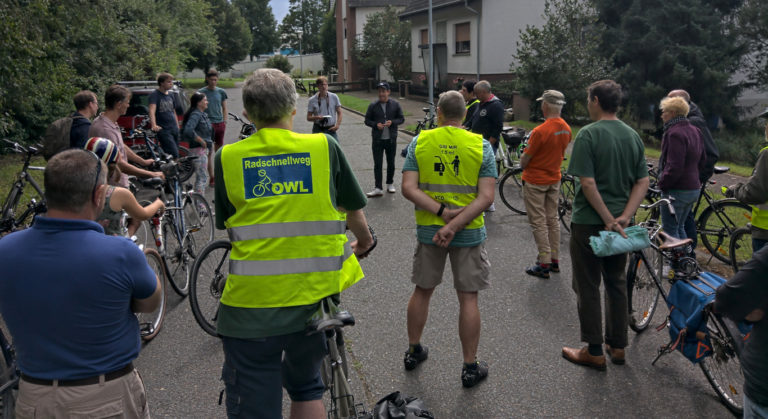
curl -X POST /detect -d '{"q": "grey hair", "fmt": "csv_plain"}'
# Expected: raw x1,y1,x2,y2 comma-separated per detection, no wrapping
474,80,491,94
45,149,106,212
438,91,467,121
242,68,298,124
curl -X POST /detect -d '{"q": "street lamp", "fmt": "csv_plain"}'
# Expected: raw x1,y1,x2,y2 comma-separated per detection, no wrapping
297,29,303,79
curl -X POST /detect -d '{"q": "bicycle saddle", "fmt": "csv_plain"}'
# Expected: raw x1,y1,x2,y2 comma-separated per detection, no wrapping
657,231,693,250
140,177,164,188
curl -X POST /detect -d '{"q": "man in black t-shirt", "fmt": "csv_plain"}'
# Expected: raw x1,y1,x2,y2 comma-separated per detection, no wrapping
149,72,182,158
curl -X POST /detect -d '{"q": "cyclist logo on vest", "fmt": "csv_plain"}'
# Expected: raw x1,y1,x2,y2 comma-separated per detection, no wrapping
451,155,460,176
243,153,313,199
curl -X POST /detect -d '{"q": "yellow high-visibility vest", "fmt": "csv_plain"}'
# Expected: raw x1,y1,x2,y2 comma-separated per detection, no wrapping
220,128,363,308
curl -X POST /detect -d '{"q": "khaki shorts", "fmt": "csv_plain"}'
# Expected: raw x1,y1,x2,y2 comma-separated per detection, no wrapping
411,242,491,292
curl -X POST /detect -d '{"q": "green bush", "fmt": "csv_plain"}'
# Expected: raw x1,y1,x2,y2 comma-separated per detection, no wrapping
264,55,293,74
714,127,766,166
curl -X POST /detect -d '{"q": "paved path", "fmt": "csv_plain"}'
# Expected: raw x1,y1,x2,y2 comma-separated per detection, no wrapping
133,86,741,418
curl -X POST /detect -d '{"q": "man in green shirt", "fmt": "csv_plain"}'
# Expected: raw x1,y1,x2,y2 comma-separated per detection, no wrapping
562,80,649,370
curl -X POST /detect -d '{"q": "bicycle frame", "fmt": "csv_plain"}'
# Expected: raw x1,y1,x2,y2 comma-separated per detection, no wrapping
0,329,18,402
1,141,46,234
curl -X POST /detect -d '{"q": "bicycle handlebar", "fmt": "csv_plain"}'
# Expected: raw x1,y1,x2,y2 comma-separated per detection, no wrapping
640,197,676,216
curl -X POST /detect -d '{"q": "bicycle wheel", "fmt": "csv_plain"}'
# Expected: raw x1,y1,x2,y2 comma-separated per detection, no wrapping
414,122,424,136
558,177,575,233
0,355,16,419
698,200,752,264
498,169,526,215
189,240,230,337
136,249,167,341
626,248,662,332
183,193,214,257
728,226,753,273
162,216,190,296
699,312,745,415
327,329,356,419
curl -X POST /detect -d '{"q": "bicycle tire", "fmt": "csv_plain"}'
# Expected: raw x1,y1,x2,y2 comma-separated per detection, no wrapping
558,177,575,233
0,355,16,419
189,240,231,337
698,200,752,265
183,193,214,258
699,312,745,415
176,146,195,184
728,226,753,274
0,186,21,235
136,249,167,342
626,248,662,332
498,169,526,215
162,216,190,296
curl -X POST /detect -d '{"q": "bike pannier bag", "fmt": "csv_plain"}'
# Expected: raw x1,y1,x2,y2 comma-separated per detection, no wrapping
43,115,84,160
373,391,434,419
663,272,728,363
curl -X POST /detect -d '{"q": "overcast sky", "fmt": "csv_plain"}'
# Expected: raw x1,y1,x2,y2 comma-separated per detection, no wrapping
271,0,289,24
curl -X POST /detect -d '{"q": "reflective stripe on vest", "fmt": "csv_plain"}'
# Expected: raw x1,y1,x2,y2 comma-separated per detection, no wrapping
414,126,484,229
220,128,363,308
466,99,479,110
752,146,768,230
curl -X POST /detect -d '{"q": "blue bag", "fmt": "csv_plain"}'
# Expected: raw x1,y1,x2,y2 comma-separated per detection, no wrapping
663,272,727,363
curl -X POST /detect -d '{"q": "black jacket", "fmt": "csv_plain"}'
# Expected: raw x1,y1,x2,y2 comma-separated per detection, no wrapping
469,96,504,142
364,99,405,141
687,102,719,182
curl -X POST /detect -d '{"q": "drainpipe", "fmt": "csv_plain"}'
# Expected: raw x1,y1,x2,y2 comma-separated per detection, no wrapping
464,0,480,80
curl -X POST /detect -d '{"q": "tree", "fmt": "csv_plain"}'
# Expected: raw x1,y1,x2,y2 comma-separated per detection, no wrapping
279,0,328,54
512,0,614,119
188,0,252,72
352,6,412,82
233,0,280,58
265,55,293,74
737,0,768,89
592,0,746,123
319,7,337,74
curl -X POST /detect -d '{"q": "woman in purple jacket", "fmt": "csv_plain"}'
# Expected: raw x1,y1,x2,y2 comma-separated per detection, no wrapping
658,96,706,238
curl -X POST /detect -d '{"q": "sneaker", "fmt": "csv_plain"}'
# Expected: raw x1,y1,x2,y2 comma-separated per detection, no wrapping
485,203,496,212
461,360,489,388
525,263,550,279
366,188,384,197
550,262,560,273
404,345,429,371
386,184,396,193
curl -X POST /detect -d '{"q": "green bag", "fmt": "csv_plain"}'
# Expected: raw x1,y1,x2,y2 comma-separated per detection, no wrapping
589,225,651,257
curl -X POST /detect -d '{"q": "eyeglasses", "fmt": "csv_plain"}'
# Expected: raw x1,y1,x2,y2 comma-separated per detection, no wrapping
90,152,102,200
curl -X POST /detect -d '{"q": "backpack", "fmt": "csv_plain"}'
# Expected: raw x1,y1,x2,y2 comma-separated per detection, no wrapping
373,391,434,419
660,272,728,364
43,115,85,160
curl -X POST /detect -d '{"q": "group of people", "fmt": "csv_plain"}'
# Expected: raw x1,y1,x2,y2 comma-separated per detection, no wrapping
1,68,767,418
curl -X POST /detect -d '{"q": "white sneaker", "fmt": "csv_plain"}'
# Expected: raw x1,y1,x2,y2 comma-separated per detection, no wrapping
386,184,396,193
366,188,384,197
486,202,496,212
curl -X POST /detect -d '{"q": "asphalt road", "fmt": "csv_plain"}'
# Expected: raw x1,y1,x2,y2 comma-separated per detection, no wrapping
134,86,737,418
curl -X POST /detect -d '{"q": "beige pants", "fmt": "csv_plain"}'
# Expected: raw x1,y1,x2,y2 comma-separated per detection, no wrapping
15,369,150,419
523,181,560,262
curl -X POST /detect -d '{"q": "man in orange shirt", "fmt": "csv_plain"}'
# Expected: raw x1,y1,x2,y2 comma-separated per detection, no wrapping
521,90,572,278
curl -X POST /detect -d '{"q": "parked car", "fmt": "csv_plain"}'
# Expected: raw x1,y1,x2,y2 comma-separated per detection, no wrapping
116,80,189,147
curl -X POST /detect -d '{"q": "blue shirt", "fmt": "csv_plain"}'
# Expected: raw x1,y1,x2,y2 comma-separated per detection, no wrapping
0,217,156,380
198,86,228,123
149,89,179,131
402,133,497,247
182,109,213,149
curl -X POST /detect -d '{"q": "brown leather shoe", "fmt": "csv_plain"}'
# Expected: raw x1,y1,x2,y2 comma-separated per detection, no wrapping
606,345,625,365
562,346,607,371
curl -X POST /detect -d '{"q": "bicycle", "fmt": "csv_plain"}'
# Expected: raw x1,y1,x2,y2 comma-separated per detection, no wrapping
413,103,436,136
626,198,746,415
228,112,256,140
139,156,214,297
728,225,753,273
496,127,527,214
134,247,167,342
124,122,195,184
0,318,18,419
1,139,46,236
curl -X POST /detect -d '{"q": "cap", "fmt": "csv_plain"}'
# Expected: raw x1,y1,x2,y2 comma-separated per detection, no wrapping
84,137,118,165
536,90,566,105
758,107,768,118
376,81,390,90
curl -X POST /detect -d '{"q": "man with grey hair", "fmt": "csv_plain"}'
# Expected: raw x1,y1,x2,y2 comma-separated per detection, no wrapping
213,68,375,418
468,80,505,211
521,90,572,279
401,90,496,388
0,149,161,417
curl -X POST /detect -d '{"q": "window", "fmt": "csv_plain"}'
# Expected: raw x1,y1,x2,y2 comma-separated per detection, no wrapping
420,29,429,47
455,22,470,54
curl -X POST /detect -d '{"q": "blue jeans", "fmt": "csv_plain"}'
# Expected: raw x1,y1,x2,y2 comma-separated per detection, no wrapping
744,394,768,419
156,128,180,159
221,332,326,418
660,189,700,239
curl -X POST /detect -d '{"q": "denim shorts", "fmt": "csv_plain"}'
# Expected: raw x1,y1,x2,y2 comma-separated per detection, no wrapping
221,332,326,418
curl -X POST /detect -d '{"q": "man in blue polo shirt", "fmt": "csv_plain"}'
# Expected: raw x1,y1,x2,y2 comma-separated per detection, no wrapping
0,149,161,417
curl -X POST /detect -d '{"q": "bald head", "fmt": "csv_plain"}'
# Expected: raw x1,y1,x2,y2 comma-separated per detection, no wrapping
668,89,691,102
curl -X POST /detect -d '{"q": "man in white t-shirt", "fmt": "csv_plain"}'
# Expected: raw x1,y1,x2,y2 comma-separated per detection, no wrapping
307,76,342,140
